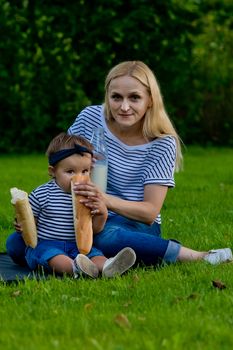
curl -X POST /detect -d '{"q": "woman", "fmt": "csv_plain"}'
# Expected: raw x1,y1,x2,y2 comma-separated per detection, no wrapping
69,61,232,265
7,61,232,266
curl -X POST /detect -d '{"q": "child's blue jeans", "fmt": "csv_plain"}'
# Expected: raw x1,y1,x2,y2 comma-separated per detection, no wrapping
25,239,103,271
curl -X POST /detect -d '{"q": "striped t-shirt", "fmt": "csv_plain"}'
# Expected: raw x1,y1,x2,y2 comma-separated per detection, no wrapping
29,180,76,241
68,105,176,224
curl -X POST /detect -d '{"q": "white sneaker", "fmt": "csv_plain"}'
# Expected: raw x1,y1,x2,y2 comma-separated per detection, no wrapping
203,248,233,265
73,254,99,278
102,247,136,278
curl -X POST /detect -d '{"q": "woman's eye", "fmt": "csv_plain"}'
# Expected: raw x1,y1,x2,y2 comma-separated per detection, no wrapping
82,169,89,174
130,94,140,100
111,94,121,100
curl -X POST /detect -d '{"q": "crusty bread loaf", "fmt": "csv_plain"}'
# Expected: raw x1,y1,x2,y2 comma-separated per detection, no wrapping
71,174,93,255
10,187,37,248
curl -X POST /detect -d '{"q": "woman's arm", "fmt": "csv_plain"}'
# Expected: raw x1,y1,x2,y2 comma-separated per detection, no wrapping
104,184,168,225
74,183,168,225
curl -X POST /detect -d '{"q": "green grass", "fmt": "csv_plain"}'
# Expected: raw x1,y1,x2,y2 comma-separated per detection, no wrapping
1,147,233,350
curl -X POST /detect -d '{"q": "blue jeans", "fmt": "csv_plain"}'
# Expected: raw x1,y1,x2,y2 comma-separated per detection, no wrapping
6,233,103,269
26,239,103,271
93,216,181,264
6,232,27,266
6,216,181,267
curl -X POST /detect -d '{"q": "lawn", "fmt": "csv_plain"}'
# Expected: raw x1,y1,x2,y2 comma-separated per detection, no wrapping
0,146,233,350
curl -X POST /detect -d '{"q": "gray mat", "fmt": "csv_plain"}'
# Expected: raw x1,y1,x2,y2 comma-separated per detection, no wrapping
0,253,49,282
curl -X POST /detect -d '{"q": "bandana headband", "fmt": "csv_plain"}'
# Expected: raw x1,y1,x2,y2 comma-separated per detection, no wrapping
49,144,93,166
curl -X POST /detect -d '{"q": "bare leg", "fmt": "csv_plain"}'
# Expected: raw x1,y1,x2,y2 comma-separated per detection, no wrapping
91,256,107,271
177,247,207,262
48,255,108,277
48,254,73,274
91,247,136,277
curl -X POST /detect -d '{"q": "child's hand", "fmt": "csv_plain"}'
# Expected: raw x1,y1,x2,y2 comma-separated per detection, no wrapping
14,218,22,233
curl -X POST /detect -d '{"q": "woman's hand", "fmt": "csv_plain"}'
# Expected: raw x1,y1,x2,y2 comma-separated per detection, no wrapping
79,192,108,218
73,182,106,205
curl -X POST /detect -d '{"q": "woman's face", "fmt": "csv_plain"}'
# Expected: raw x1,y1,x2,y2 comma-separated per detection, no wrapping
107,75,152,128
49,154,92,193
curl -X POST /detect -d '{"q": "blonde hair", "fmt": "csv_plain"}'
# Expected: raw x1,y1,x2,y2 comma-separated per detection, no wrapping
104,61,183,171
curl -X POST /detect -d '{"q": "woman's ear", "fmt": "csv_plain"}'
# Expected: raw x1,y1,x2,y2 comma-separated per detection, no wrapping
48,165,55,178
148,96,153,108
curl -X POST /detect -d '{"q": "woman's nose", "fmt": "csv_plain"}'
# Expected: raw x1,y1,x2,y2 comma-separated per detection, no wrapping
120,99,130,111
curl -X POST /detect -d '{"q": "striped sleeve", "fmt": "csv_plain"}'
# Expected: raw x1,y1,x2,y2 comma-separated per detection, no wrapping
143,137,176,187
67,105,102,141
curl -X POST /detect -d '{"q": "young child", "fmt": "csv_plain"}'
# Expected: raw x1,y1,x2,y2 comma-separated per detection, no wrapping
12,132,136,278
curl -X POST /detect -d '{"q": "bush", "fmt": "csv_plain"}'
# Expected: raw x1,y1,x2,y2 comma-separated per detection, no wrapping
0,0,232,152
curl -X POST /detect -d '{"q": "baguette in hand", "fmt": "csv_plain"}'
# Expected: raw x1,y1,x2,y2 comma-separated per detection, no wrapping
71,174,93,255
10,187,37,248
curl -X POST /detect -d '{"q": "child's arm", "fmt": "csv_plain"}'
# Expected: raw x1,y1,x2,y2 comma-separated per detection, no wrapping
90,196,108,234
14,217,37,232
73,181,108,234
78,194,108,234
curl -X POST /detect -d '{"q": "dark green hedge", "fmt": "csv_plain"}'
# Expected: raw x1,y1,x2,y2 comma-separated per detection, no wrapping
0,0,232,153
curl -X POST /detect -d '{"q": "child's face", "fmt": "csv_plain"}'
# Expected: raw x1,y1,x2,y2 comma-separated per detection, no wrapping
49,153,92,193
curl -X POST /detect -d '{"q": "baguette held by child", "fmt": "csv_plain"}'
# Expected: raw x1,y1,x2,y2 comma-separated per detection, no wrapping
10,187,37,248
71,173,93,255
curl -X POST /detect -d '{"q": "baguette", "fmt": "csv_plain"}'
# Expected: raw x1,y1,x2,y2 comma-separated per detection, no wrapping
10,187,37,248
71,174,93,255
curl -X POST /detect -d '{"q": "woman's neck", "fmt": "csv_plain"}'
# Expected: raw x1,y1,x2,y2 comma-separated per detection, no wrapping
107,119,149,146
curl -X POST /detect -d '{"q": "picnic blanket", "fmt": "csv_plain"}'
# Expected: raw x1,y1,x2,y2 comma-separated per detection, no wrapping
0,253,49,283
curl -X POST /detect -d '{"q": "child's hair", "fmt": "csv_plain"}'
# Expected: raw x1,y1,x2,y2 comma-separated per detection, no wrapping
46,132,93,157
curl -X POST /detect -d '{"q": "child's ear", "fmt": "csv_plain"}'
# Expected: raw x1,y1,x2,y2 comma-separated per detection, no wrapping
48,165,55,178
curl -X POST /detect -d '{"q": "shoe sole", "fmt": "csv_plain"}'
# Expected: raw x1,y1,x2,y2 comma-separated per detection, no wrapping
75,255,99,278
102,247,136,278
